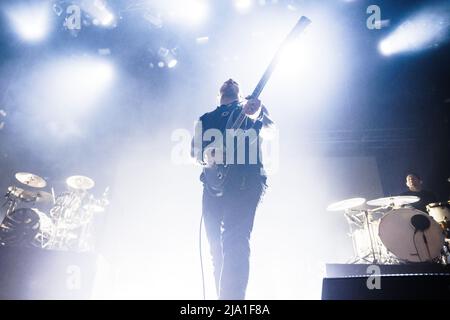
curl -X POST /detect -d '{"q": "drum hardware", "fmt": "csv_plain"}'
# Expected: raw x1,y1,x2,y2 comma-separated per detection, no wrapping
0,208,41,247
328,198,384,264
7,187,53,204
44,178,108,252
441,241,450,265
427,202,450,238
329,195,450,265
0,173,108,252
6,186,36,202
357,209,380,263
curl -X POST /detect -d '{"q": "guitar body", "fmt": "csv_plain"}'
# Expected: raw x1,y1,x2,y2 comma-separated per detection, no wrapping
203,164,229,196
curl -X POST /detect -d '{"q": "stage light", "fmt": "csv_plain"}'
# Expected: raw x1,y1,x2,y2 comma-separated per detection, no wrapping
379,39,395,56
196,36,209,44
272,10,345,104
25,56,116,139
379,5,450,56
158,47,178,69
234,0,254,13
6,3,51,42
167,59,178,68
81,0,116,27
97,11,115,26
167,0,209,26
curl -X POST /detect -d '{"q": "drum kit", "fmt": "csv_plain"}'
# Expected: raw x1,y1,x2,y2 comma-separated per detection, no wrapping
0,172,109,252
328,196,450,265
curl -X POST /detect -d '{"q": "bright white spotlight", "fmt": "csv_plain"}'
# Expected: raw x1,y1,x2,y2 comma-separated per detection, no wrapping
167,59,178,68
101,11,114,26
234,0,254,13
27,56,116,139
196,36,209,44
378,6,450,56
379,39,395,56
6,3,51,42
81,0,116,27
158,47,178,69
168,0,209,26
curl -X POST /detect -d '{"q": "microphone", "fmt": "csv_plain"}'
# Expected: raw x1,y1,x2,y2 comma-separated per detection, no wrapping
411,214,430,231
411,214,433,260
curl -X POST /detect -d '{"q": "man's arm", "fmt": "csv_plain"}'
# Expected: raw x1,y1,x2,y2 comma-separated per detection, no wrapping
243,98,276,139
255,105,276,140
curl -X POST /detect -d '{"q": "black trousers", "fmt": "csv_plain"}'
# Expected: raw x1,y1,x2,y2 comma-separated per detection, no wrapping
202,173,266,300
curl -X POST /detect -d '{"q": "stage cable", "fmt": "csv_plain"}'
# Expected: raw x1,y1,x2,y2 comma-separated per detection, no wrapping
413,230,422,262
199,213,206,300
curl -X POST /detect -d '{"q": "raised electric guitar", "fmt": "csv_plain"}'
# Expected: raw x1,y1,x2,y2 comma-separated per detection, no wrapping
203,16,312,196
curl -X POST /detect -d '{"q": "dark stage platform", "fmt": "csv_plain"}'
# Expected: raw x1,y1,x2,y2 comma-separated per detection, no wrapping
322,263,450,299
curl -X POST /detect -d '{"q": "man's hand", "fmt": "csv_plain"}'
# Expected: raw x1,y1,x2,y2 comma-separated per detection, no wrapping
243,97,262,119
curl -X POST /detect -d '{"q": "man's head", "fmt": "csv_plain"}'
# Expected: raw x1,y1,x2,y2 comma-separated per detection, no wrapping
219,78,239,104
406,173,422,192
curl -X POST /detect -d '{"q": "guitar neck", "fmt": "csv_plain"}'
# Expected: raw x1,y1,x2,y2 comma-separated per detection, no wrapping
249,16,311,99
231,16,311,130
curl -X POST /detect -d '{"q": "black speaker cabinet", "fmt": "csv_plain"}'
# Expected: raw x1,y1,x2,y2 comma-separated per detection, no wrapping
0,246,97,299
322,275,450,300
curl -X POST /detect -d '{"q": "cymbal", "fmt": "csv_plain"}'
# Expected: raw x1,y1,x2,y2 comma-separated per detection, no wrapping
66,175,95,190
34,190,53,203
7,186,53,203
15,172,46,188
327,198,366,212
366,196,420,207
7,186,34,202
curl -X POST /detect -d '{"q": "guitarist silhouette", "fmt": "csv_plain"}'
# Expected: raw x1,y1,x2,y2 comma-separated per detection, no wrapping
191,16,311,300
191,78,274,299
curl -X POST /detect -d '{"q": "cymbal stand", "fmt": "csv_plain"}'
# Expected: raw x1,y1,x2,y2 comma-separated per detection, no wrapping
344,209,369,264
441,240,450,265
2,190,18,217
345,208,385,264
363,209,379,264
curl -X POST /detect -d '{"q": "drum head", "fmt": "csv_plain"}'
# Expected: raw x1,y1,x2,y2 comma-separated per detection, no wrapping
378,208,444,262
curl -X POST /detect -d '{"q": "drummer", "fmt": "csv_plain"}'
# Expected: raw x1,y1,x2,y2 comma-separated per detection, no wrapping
401,172,437,213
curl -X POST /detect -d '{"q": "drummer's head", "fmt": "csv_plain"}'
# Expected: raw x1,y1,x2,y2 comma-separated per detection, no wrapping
406,173,422,191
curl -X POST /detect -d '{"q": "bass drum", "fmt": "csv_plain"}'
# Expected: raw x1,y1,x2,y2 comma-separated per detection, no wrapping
378,208,444,263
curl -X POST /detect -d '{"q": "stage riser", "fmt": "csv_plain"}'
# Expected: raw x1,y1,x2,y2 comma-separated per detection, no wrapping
322,275,450,299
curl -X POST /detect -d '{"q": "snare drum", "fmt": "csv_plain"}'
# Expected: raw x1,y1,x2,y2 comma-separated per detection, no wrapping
378,208,444,263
